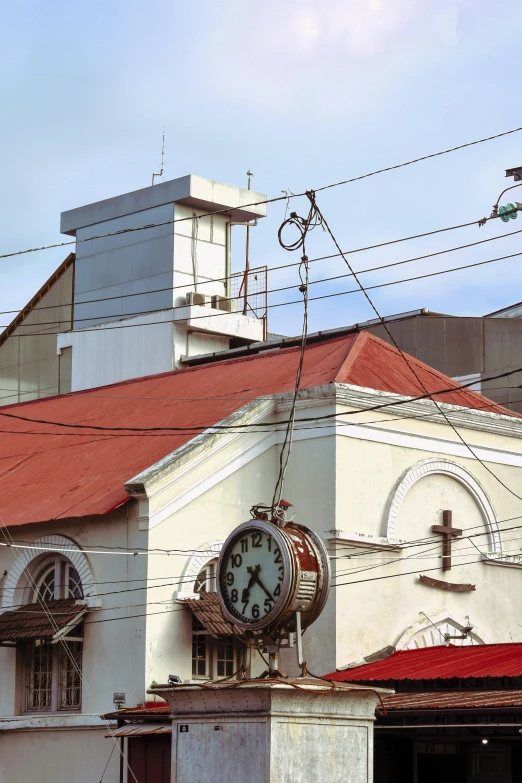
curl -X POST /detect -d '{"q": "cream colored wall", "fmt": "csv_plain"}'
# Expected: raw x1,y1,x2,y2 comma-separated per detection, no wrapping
143,428,337,685
0,728,120,783
0,264,73,406
333,406,522,667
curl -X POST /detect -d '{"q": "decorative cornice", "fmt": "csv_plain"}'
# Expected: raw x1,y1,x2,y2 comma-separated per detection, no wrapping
326,531,402,551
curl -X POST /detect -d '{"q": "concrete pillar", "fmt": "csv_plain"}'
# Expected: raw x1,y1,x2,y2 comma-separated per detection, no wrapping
151,682,389,783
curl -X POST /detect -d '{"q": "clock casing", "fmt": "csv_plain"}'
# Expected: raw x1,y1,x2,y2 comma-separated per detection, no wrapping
217,519,330,633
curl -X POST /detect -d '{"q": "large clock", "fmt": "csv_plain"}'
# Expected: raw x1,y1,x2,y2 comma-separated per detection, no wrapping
217,519,330,632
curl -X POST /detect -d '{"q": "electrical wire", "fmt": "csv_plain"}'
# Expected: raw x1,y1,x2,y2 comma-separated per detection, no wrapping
1,123,520,263
4,227,522,332
6,238,522,340
271,201,318,516
3,222,520,323
1,357,519,434
309,192,522,507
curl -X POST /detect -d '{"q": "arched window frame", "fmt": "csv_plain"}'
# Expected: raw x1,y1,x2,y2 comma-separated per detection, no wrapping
0,535,97,714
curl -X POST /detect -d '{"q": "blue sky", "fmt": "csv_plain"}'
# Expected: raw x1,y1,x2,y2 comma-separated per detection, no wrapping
1,0,522,337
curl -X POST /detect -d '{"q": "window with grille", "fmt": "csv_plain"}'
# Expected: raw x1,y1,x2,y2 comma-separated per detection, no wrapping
191,559,237,680
21,556,84,713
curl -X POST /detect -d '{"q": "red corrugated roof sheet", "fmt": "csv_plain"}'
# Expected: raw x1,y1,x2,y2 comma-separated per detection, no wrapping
328,643,522,682
382,690,522,711
104,702,171,719
0,331,514,527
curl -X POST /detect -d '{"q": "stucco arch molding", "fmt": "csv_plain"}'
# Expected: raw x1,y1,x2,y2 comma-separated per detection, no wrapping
175,541,223,599
2,534,99,610
386,459,501,553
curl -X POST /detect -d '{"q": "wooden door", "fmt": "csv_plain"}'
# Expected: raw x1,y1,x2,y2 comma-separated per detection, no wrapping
127,735,172,783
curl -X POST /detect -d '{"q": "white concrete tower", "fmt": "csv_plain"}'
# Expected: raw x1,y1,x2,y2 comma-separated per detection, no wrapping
57,175,267,391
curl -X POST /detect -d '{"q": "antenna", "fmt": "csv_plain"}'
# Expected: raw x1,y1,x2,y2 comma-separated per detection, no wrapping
152,127,166,186
243,170,254,315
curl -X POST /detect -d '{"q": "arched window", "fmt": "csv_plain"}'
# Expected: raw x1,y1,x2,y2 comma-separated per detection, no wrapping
191,558,235,680
22,556,85,713
33,557,84,603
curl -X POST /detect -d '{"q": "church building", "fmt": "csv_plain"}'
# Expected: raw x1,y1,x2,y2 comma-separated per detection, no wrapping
1,327,522,781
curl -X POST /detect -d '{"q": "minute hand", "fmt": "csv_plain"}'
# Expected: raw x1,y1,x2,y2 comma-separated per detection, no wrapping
253,574,274,602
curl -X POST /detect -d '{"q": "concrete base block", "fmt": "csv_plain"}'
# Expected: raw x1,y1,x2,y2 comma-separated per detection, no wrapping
152,681,389,783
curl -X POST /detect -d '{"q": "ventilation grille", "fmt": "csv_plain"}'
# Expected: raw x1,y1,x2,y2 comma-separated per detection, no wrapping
211,295,235,313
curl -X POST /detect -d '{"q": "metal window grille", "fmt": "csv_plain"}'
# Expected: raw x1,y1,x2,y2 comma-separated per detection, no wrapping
26,640,53,711
37,569,56,602
216,640,235,678
230,266,268,325
59,641,83,709
67,566,83,599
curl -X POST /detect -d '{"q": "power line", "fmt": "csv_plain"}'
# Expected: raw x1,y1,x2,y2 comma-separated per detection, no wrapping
1,358,518,434
309,192,522,507
1,123,521,262
5,235,522,340
2,226,521,330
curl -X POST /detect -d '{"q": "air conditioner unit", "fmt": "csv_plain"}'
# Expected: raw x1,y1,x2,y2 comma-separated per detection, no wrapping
186,292,211,307
211,295,236,313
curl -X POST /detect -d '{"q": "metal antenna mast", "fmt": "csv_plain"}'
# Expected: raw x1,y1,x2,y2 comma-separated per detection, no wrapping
243,170,253,315
152,127,166,186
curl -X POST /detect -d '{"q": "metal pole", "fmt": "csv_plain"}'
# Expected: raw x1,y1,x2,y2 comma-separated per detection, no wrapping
243,171,253,315
119,737,124,783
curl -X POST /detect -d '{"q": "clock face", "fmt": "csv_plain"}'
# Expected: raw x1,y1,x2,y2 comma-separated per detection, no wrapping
219,526,288,626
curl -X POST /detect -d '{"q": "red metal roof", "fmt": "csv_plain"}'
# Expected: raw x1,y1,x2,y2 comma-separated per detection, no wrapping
328,643,522,682
0,331,513,528
104,702,171,719
382,689,522,711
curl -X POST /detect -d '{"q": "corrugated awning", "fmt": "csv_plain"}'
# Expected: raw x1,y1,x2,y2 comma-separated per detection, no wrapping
382,689,522,711
0,599,87,642
105,723,171,738
185,592,245,639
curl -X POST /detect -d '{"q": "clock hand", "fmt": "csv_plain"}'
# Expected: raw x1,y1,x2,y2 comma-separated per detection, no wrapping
253,574,274,603
241,565,261,604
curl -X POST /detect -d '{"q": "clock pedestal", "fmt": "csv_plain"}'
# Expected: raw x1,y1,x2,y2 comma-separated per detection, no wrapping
150,681,391,783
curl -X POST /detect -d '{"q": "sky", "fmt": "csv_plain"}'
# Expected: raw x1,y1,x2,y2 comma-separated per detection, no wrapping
1,0,522,338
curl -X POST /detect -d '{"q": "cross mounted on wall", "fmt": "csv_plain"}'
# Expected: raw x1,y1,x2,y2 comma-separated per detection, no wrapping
432,510,462,571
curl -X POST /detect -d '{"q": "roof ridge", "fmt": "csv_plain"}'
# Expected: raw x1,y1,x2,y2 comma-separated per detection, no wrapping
333,330,367,381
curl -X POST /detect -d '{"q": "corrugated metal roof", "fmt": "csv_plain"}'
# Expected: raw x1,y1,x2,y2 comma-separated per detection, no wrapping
0,331,513,528
185,592,244,638
328,643,522,682
382,690,522,711
104,703,171,719
105,723,171,737
0,599,87,641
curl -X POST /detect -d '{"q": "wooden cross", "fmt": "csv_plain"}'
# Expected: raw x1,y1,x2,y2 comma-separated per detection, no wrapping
432,510,462,571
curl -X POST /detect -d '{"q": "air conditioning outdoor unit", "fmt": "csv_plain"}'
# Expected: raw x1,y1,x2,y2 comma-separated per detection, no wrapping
186,292,211,307
211,295,236,313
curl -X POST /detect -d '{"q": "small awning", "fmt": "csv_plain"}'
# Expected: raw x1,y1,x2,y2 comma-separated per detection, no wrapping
185,592,245,639
106,723,171,738
0,599,87,643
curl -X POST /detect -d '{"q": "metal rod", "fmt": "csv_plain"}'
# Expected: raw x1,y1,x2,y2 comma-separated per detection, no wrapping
296,611,304,668
119,736,124,783
268,651,280,676
243,171,253,315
